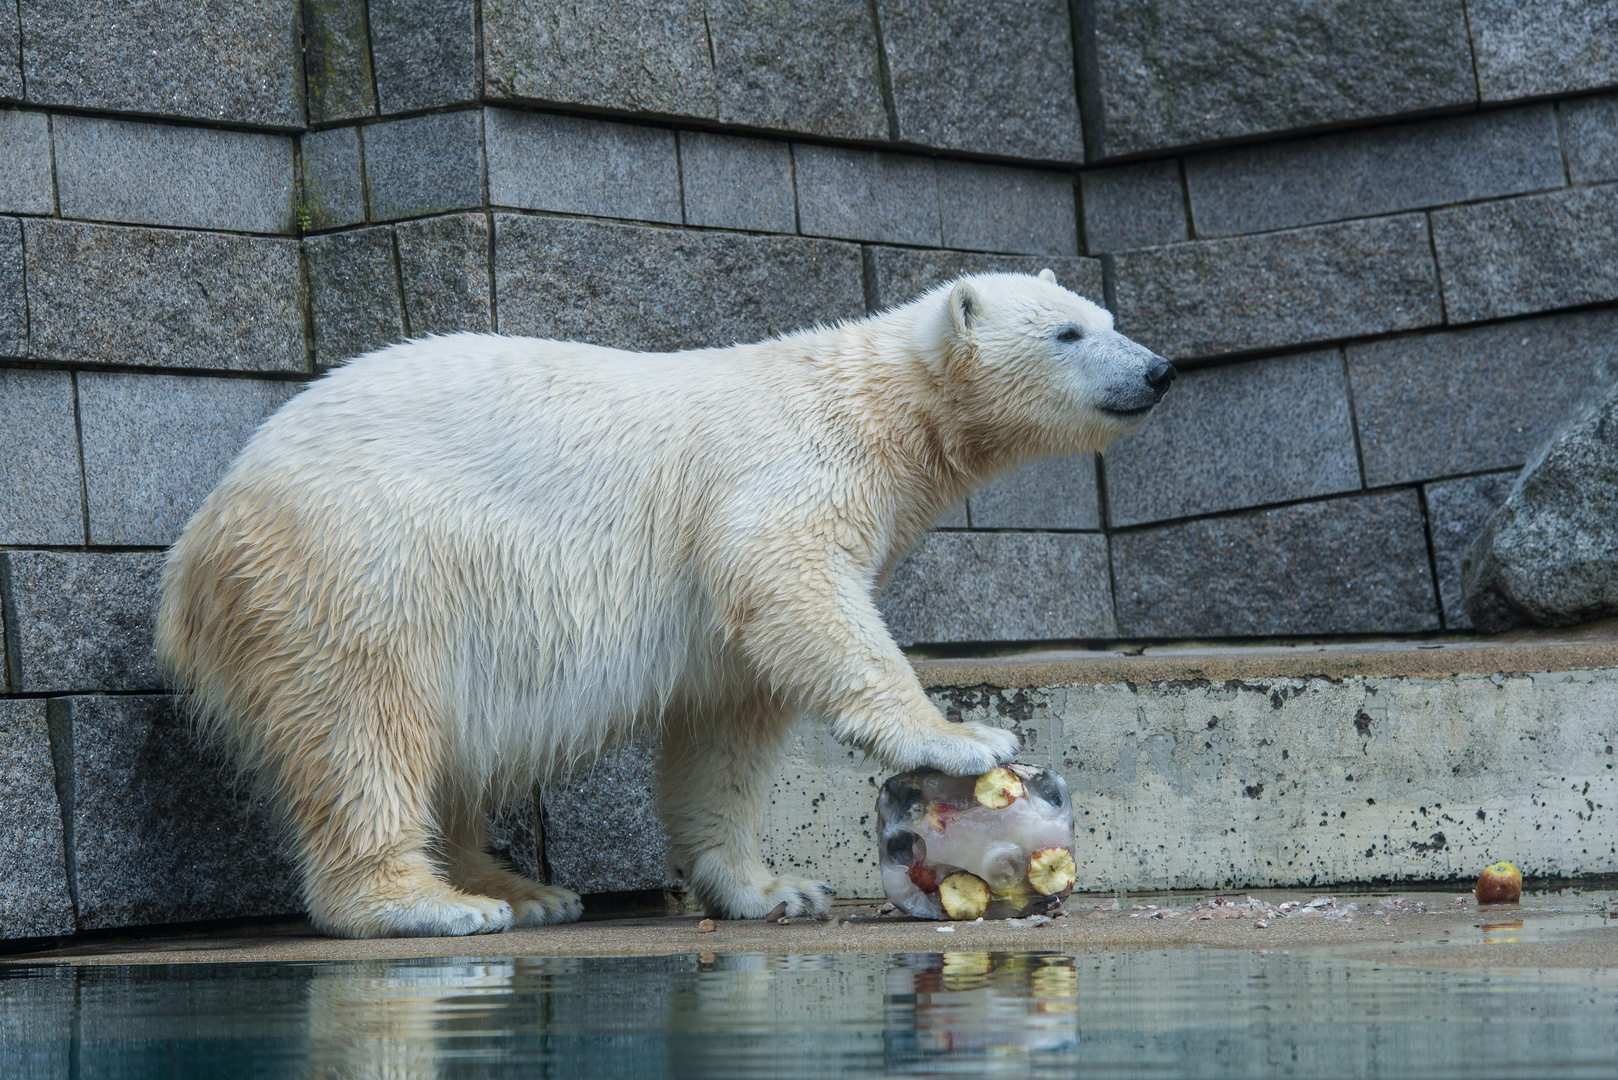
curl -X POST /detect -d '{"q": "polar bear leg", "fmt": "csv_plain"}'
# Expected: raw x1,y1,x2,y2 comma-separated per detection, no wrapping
657,700,836,919
441,804,584,927
286,685,518,938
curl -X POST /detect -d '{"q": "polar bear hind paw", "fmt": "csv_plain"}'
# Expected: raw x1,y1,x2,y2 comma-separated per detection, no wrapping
380,891,516,938
510,886,584,927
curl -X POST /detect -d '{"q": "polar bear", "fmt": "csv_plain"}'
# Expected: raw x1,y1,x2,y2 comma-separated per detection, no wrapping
155,270,1174,938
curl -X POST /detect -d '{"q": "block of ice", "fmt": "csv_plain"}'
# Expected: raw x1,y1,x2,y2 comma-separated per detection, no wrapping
877,764,1075,920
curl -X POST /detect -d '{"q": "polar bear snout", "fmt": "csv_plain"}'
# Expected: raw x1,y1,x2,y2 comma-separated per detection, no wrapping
1146,357,1177,398
1091,332,1176,419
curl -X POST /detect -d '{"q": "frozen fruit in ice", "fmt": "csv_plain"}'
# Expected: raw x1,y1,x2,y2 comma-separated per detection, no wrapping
974,766,1026,809
1027,847,1077,896
876,764,1075,920
1474,861,1522,903
924,802,955,832
939,871,991,919
909,863,939,893
885,832,920,866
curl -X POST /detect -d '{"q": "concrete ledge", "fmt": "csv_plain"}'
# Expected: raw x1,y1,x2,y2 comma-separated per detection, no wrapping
759,623,1618,898
910,619,1618,687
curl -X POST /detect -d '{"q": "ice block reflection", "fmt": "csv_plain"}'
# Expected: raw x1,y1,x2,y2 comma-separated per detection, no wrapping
884,952,1080,1075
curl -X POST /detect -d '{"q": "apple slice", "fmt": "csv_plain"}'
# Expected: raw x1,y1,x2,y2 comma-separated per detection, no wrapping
1027,847,1077,896
973,766,1026,809
939,871,991,919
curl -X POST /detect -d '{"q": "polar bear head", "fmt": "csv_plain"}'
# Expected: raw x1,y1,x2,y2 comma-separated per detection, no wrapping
930,270,1174,461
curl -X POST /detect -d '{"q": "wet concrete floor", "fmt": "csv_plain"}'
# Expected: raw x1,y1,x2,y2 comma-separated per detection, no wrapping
8,885,1614,970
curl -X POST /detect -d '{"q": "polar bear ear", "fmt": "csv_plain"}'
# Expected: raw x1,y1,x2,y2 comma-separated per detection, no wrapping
948,280,980,339
1037,268,1057,283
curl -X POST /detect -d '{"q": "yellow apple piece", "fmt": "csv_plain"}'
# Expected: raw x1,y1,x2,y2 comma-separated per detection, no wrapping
939,871,991,919
974,766,1026,809
1027,847,1077,895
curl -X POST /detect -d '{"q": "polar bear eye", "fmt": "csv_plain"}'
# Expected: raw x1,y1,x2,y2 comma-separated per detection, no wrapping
1056,327,1081,343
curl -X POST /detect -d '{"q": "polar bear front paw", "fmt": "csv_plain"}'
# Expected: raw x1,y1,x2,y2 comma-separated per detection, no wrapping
900,721,1020,776
708,875,836,920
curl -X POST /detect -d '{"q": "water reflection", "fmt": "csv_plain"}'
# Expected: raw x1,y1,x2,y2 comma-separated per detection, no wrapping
299,950,1077,1078
3,947,1617,1078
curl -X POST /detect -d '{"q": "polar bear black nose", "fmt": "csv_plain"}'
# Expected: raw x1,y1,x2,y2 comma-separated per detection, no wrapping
1146,358,1177,398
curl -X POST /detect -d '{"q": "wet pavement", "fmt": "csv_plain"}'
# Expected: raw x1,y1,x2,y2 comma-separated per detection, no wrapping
7,885,1615,970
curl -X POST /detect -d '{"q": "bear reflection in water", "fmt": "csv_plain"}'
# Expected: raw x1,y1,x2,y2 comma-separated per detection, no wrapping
300,952,1079,1079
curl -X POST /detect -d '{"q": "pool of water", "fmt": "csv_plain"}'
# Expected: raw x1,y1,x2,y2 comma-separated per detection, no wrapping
3,947,1615,1078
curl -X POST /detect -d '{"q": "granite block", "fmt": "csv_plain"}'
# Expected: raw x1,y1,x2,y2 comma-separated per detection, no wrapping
795,145,938,246
936,162,1077,256
302,0,376,123
52,695,299,930
1112,491,1438,638
78,372,298,546
1110,214,1442,360
935,501,968,528
1186,106,1564,237
0,216,22,355
0,108,53,214
300,127,365,231
396,213,492,336
362,110,483,222
485,109,680,223
485,795,542,883
20,0,303,128
707,0,888,140
1103,352,1361,527
496,214,865,351
1346,308,1618,486
865,247,1104,311
877,0,1083,161
1426,472,1517,629
1432,185,1618,324
1,551,164,692
1563,95,1618,183
878,531,1115,646
1080,160,1187,254
54,115,296,234
305,226,405,367
24,220,306,372
482,0,718,117
541,738,675,895
679,132,796,233
0,369,84,545
1467,0,1618,102
1076,0,1476,159
969,455,1100,530
0,700,76,940
369,0,478,114
0,4,17,101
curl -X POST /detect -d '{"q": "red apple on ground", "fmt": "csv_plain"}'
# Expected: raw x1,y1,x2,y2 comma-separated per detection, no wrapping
1474,861,1522,903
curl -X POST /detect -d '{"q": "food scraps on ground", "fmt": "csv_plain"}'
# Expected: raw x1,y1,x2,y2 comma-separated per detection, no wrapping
697,918,716,933
1474,861,1523,903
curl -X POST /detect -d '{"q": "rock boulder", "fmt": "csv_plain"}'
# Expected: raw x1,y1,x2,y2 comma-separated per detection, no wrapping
1462,383,1618,631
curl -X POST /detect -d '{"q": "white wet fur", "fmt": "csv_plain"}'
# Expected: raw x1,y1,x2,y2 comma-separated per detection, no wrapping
155,271,1169,937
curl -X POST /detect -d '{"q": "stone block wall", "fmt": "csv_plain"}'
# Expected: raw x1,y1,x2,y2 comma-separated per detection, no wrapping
2,1,1617,935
